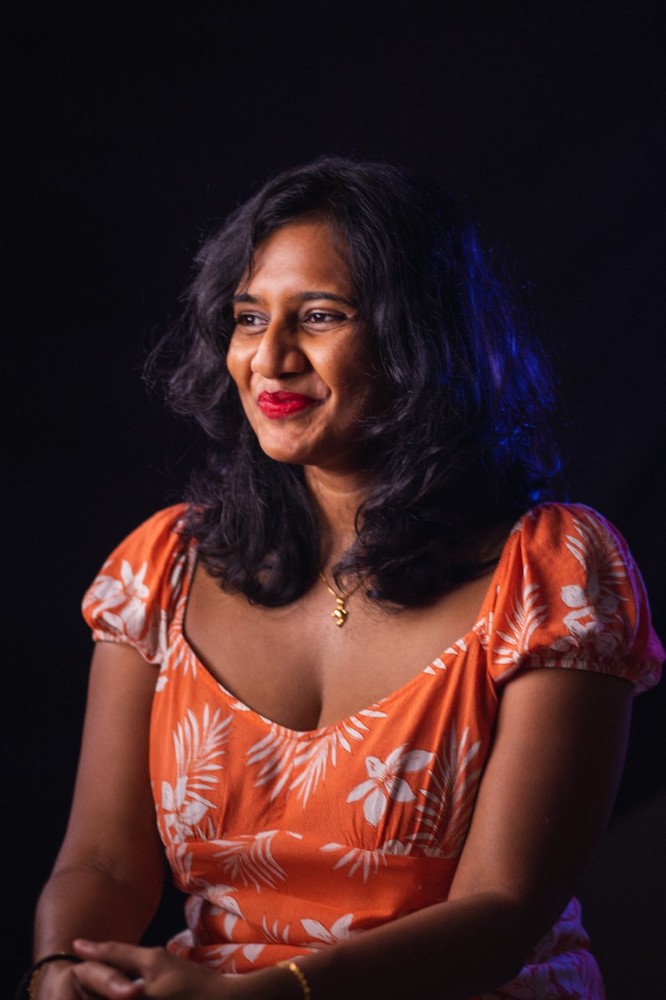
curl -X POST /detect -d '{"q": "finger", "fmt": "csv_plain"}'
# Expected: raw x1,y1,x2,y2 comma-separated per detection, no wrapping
73,939,147,976
72,959,145,999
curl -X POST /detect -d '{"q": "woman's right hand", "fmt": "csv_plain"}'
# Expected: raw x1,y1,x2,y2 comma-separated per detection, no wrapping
70,940,223,999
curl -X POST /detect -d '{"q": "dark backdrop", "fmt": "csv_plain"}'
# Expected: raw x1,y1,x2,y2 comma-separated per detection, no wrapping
6,4,665,998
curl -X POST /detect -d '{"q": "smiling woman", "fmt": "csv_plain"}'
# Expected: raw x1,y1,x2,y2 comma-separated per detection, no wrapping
25,156,663,1000
153,158,565,610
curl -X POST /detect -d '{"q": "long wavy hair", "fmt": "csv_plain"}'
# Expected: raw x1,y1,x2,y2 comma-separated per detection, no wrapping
146,155,562,607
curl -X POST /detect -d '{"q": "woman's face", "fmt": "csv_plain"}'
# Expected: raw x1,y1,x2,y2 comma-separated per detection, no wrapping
226,219,382,475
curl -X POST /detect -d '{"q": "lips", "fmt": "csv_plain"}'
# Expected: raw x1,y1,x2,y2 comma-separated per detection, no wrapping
257,391,319,418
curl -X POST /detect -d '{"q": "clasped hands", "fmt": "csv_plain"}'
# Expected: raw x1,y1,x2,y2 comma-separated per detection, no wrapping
60,940,238,999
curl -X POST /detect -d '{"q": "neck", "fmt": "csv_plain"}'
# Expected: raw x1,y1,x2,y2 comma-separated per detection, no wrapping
304,465,373,569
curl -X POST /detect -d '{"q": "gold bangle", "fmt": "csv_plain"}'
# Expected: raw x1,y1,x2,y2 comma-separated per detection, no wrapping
276,959,312,1000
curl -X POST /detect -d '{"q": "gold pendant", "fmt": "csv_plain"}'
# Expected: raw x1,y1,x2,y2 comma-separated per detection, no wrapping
331,598,348,627
319,570,362,627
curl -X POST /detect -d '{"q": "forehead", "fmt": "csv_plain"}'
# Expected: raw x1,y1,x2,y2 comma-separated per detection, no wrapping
238,220,354,295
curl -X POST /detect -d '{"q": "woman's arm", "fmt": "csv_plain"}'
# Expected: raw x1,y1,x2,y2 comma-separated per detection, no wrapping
64,666,633,1000
288,667,633,999
32,641,165,995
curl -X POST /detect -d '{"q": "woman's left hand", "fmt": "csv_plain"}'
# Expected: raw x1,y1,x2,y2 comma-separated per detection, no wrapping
70,939,229,999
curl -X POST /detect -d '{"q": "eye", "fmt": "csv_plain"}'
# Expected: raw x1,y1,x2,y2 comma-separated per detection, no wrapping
233,311,266,331
302,309,349,330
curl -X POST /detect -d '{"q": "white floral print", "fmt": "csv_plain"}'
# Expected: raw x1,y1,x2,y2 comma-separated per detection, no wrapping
494,571,548,666
550,511,630,660
161,705,231,842
321,839,416,882
416,724,483,857
247,710,386,805
213,830,288,891
261,914,292,945
83,558,150,639
346,744,433,827
301,913,354,946
80,501,660,991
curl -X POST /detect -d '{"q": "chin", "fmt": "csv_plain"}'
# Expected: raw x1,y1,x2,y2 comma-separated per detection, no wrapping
255,438,316,467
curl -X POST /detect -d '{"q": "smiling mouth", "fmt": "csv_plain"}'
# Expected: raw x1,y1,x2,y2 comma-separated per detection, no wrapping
257,391,320,418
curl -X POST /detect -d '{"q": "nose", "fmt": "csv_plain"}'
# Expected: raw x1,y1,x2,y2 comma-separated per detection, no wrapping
250,319,307,377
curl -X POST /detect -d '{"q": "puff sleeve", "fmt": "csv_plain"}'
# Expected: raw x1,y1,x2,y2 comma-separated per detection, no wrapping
81,504,190,664
486,503,664,693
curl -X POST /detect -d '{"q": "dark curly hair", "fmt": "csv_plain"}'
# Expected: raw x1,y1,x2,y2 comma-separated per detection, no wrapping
146,155,562,607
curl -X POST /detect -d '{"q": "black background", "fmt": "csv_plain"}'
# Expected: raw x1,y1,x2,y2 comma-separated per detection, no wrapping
6,3,665,997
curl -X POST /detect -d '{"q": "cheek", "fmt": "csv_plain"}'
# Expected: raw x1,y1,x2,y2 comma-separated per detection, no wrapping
225,341,248,389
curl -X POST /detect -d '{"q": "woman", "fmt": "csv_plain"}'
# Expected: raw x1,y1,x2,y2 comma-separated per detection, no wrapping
26,156,663,1000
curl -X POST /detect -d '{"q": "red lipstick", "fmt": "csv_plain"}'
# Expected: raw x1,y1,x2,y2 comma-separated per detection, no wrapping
257,391,318,418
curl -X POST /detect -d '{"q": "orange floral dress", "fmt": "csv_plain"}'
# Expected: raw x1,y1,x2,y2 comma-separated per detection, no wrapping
82,502,663,999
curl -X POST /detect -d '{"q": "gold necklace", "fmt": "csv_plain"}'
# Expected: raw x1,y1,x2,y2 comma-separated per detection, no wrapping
318,571,364,627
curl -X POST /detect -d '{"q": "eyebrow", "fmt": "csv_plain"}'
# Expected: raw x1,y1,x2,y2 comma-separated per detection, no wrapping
232,291,358,307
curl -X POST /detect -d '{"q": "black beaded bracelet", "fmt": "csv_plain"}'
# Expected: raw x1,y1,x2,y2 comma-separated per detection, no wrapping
15,952,82,1000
